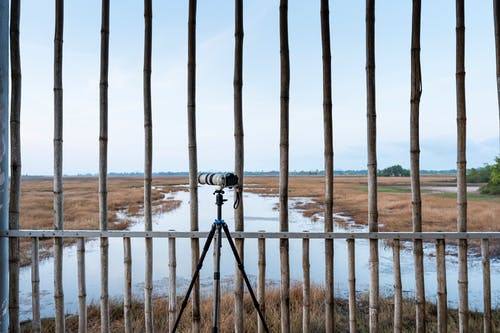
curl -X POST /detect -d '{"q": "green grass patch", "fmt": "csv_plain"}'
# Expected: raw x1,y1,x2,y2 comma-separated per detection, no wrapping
359,186,413,194
377,186,411,193
436,192,500,202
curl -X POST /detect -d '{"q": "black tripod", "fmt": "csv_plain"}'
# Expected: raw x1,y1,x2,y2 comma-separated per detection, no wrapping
172,188,269,333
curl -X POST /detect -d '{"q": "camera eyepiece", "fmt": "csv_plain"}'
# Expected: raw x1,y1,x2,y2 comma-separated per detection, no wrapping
198,172,238,188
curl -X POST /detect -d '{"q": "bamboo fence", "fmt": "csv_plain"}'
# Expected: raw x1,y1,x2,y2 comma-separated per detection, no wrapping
0,1,498,333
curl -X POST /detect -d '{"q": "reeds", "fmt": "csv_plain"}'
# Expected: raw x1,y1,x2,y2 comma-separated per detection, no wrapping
20,284,500,333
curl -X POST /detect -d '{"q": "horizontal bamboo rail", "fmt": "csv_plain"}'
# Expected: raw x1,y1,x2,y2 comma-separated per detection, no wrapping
2,229,498,333
2,230,500,239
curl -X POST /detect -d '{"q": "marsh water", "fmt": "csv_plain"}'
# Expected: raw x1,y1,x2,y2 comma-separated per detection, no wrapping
19,186,500,320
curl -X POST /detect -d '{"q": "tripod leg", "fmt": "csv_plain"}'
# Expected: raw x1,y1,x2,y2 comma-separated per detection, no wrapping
212,223,222,332
221,224,270,333
172,223,217,332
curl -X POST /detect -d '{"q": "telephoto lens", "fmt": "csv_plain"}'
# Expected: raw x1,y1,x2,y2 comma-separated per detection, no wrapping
198,173,238,188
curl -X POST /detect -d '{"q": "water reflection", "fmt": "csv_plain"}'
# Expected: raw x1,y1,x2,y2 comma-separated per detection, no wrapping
19,186,499,320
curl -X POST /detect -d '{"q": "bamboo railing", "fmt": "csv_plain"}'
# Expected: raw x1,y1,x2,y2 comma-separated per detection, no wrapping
233,1,245,331
1,230,499,332
53,1,65,332
279,0,291,331
320,0,335,330
0,1,499,332
365,1,380,332
0,1,8,329
187,1,200,331
8,0,21,332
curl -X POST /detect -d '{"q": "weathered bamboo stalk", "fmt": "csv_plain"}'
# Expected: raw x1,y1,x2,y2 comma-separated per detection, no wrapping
410,1,426,332
99,0,110,331
366,0,379,332
233,0,244,330
31,238,40,333
257,234,266,333
481,239,491,333
279,0,290,331
169,234,177,333
494,0,500,146
99,236,109,332
187,1,200,330
123,237,132,333
144,235,153,326
9,0,21,331
143,0,153,331
458,237,468,332
77,238,87,333
393,239,402,333
455,1,468,332
320,0,334,330
0,2,8,330
347,239,356,333
53,0,65,331
436,239,447,333
302,235,310,333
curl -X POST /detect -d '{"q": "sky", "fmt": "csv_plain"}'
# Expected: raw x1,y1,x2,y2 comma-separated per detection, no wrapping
15,0,500,175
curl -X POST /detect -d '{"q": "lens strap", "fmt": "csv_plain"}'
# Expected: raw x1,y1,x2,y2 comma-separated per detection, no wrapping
233,185,241,209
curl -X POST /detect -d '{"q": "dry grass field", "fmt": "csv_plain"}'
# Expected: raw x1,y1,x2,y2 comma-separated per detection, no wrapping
244,175,500,256
17,176,185,264
19,175,498,233
244,175,499,232
16,175,499,264
19,176,187,230
22,284,500,332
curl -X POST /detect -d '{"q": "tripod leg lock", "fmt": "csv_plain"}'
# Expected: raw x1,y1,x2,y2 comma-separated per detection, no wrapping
214,272,220,280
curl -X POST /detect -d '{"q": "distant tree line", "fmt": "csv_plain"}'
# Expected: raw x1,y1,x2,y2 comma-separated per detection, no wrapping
23,168,465,178
378,165,410,177
469,156,500,195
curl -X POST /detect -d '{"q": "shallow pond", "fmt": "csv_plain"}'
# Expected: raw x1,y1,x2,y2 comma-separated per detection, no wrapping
19,186,500,320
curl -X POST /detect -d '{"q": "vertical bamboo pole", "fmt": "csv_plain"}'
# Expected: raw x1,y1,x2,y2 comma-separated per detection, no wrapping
257,234,266,333
494,0,500,146
410,1,426,331
233,0,245,331
123,237,132,333
31,238,40,333
143,1,153,331
169,234,177,333
345,239,355,333
279,1,290,331
302,235,310,333
456,1,468,332
393,239,402,333
436,239,447,333
366,0,379,332
8,0,21,331
320,0,334,330
0,1,8,330
187,1,200,331
481,239,491,333
99,0,110,331
53,0,65,331
77,238,87,333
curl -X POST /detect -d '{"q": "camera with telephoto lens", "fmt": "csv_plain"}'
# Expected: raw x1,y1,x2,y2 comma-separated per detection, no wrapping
198,173,238,188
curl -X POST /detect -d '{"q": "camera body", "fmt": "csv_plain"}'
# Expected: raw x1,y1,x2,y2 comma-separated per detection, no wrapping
198,172,239,188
